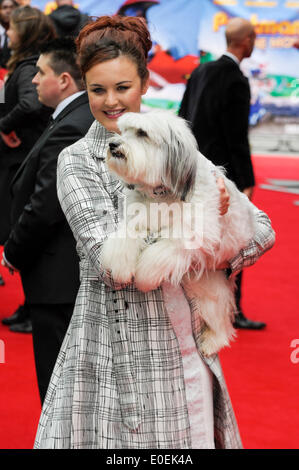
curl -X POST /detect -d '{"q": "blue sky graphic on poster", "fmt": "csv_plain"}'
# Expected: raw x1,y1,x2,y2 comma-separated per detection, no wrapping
32,0,299,124
33,0,201,59
32,0,202,113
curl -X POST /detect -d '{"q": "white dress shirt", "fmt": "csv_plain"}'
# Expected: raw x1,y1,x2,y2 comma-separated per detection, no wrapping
0,24,6,49
52,91,85,120
223,51,240,66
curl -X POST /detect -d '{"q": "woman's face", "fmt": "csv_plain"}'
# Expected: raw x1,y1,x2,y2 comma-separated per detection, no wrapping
6,20,19,49
85,55,149,133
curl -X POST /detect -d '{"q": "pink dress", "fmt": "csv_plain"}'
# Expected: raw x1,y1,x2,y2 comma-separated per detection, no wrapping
162,282,215,449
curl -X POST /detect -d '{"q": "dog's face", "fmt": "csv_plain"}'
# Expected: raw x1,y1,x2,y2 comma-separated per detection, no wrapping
106,110,198,200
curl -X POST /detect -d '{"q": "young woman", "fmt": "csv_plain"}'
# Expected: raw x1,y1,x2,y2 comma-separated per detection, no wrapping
34,15,275,449
0,6,55,243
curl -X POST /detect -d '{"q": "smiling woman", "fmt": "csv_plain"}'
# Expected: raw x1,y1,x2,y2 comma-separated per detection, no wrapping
77,19,151,133
33,14,275,450
85,55,149,133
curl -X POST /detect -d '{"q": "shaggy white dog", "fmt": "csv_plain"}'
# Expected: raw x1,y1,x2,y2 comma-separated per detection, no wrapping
100,110,257,356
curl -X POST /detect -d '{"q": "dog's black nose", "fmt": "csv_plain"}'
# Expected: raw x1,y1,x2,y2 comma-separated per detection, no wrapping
109,142,119,151
109,141,125,159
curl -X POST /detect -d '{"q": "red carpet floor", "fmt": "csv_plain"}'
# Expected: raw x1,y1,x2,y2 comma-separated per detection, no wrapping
0,154,298,449
220,154,299,449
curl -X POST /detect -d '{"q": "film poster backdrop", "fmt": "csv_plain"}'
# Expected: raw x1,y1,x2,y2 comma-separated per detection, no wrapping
29,0,299,153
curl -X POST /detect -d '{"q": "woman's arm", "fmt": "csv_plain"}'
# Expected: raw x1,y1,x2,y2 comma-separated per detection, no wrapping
57,142,129,290
229,204,275,275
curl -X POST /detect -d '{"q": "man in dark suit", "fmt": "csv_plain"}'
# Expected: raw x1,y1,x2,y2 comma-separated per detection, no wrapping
179,18,265,330
1,37,94,403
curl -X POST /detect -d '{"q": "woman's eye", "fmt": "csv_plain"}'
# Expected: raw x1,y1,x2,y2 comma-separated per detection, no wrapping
92,88,104,94
117,86,129,91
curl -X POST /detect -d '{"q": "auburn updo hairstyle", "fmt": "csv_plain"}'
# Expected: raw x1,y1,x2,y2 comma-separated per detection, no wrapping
76,15,152,84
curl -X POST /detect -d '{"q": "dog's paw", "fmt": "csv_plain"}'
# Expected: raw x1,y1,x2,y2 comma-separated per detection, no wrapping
201,342,218,357
134,274,162,293
134,262,163,291
134,250,167,292
200,330,230,357
134,240,190,292
101,236,139,283
111,264,135,284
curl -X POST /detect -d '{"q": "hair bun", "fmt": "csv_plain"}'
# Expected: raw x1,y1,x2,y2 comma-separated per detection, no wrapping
77,15,152,60
112,16,152,59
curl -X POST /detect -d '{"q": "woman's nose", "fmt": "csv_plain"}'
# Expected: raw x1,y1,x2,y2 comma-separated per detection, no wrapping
105,91,118,106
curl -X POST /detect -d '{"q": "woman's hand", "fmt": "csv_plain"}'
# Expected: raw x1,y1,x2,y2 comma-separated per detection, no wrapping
243,186,254,201
217,177,230,215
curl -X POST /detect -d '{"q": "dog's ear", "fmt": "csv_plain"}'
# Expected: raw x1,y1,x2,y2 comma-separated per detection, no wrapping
163,126,198,201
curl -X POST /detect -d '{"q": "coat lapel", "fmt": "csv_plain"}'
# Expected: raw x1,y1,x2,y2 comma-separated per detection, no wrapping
53,92,89,125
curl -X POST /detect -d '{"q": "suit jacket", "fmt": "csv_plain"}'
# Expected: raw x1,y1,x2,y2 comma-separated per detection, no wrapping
0,55,52,166
179,55,255,191
4,92,94,304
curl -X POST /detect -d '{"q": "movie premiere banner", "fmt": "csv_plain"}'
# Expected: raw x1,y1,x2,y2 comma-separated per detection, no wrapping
197,0,299,148
33,0,299,148
33,0,202,114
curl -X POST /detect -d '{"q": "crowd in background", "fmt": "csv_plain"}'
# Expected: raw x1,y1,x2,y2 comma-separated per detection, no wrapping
0,0,93,402
0,0,90,325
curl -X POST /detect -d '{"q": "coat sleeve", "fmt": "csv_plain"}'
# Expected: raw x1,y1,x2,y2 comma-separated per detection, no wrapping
229,203,275,275
4,123,85,270
0,63,42,133
178,67,201,123
56,142,129,290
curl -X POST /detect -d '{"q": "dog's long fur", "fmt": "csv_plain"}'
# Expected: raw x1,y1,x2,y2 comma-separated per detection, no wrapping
100,110,258,355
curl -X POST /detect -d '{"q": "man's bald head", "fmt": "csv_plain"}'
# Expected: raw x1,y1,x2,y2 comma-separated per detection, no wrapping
56,0,73,6
225,17,256,60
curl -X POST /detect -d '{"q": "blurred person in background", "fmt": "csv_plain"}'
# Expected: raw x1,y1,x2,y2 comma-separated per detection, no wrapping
2,37,94,403
0,0,17,286
14,0,30,5
0,6,55,331
0,0,17,69
49,0,90,38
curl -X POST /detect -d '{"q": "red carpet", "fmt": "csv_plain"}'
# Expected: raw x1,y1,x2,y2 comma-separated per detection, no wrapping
0,259,41,449
0,153,298,449
220,154,299,449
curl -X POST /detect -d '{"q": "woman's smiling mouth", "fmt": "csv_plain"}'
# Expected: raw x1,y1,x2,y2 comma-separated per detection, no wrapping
104,109,126,119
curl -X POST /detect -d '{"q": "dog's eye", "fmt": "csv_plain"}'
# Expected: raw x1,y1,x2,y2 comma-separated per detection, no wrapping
136,129,148,138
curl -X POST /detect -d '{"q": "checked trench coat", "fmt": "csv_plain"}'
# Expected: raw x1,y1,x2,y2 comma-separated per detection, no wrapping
34,120,275,449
